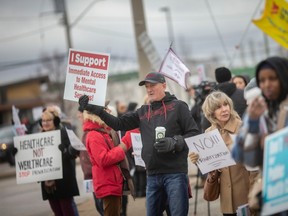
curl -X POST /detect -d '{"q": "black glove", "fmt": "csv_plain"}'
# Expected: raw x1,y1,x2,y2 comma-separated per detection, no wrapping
154,135,185,153
12,147,18,156
78,95,104,116
78,95,89,110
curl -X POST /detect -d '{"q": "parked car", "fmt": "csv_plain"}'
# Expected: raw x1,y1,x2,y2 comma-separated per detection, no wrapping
0,125,15,166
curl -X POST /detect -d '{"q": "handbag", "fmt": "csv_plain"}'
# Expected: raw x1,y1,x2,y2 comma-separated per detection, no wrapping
203,170,221,201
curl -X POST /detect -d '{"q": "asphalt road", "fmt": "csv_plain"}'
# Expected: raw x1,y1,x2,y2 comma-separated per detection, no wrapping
0,160,221,216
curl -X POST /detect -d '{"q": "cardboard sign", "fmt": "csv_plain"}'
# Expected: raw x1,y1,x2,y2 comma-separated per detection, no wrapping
131,133,145,168
63,49,110,106
185,129,236,174
14,130,62,184
262,127,288,216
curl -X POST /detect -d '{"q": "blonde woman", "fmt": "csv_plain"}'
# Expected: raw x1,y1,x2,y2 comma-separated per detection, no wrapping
82,108,130,216
40,106,79,216
189,91,250,216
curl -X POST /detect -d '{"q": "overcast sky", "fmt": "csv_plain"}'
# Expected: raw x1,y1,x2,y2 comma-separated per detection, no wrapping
0,0,283,84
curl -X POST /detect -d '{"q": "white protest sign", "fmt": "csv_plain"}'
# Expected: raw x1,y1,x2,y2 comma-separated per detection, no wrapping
14,130,62,184
131,133,145,168
196,64,207,82
159,48,191,89
83,179,94,193
66,128,86,151
262,127,288,216
12,105,27,135
63,49,110,106
185,129,236,174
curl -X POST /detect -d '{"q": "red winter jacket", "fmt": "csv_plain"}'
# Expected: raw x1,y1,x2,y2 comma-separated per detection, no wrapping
83,120,125,198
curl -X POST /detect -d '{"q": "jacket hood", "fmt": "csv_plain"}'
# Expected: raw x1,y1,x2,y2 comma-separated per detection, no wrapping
83,120,111,132
215,82,237,97
147,92,177,121
256,56,288,103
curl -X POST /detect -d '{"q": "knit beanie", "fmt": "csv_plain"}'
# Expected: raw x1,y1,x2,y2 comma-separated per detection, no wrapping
215,67,232,83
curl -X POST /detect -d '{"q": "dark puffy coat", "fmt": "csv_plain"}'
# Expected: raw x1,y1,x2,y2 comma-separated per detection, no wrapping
100,92,200,175
215,82,247,118
41,128,79,200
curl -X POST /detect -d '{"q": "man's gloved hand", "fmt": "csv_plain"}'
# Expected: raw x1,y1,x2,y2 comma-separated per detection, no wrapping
189,152,199,164
78,95,104,116
154,135,185,153
78,95,89,109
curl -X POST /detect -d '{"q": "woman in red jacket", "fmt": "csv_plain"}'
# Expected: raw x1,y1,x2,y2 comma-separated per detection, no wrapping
83,110,129,216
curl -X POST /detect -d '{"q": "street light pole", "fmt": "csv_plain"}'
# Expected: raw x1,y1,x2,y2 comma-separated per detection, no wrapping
160,6,175,47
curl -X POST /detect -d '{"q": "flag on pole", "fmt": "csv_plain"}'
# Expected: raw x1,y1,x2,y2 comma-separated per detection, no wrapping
159,48,191,89
252,0,288,49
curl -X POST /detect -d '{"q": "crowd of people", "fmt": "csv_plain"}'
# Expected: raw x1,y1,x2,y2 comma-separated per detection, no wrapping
13,55,288,216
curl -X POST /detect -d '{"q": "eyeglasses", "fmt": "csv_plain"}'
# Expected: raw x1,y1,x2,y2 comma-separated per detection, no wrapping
42,119,53,123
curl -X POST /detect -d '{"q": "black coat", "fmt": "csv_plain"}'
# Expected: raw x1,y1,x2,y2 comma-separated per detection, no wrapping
100,92,200,175
215,82,247,118
41,128,79,200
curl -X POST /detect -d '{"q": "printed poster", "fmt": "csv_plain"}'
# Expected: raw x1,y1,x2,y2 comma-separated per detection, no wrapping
63,48,110,106
131,133,145,168
185,129,236,174
14,130,62,184
262,127,288,216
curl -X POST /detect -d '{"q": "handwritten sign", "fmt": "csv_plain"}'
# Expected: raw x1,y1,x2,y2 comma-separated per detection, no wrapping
63,49,110,106
262,127,288,216
131,133,145,168
66,128,86,151
185,129,236,174
13,130,62,184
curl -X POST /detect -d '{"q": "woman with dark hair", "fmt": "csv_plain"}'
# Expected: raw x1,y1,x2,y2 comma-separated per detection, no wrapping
234,56,288,215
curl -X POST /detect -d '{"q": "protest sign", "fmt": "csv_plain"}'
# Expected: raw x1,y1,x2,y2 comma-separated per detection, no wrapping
159,48,191,89
63,49,110,106
14,130,62,184
185,129,236,174
12,105,27,135
131,133,145,168
65,128,86,151
262,127,288,216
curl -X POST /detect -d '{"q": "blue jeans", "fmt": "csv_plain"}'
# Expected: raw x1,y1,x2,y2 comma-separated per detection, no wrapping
146,173,189,216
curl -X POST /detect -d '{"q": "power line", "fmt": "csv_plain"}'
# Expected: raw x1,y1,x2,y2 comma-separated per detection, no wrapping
204,0,231,63
0,24,59,43
228,0,263,68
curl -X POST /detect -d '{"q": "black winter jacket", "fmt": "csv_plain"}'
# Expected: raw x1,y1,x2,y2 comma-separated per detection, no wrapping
100,92,200,175
41,128,80,200
216,82,247,118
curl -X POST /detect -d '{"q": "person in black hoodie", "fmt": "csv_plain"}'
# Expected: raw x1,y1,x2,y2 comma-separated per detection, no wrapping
79,72,200,216
214,67,247,118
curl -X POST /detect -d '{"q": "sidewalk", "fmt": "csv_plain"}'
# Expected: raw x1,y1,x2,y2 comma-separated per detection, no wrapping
76,174,221,216
0,162,221,216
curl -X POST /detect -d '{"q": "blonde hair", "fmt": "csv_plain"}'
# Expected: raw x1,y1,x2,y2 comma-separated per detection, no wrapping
83,110,107,127
202,91,239,126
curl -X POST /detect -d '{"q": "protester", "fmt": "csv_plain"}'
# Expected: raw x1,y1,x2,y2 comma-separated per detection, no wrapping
40,105,80,216
189,91,252,216
82,107,132,216
232,75,249,90
79,72,200,216
233,56,288,215
77,106,104,216
214,67,247,118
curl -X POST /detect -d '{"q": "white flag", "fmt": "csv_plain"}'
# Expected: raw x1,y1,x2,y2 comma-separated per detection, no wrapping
159,48,191,89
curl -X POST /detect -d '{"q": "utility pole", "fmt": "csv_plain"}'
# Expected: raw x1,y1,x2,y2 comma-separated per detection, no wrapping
160,6,175,47
53,0,72,49
130,0,153,84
